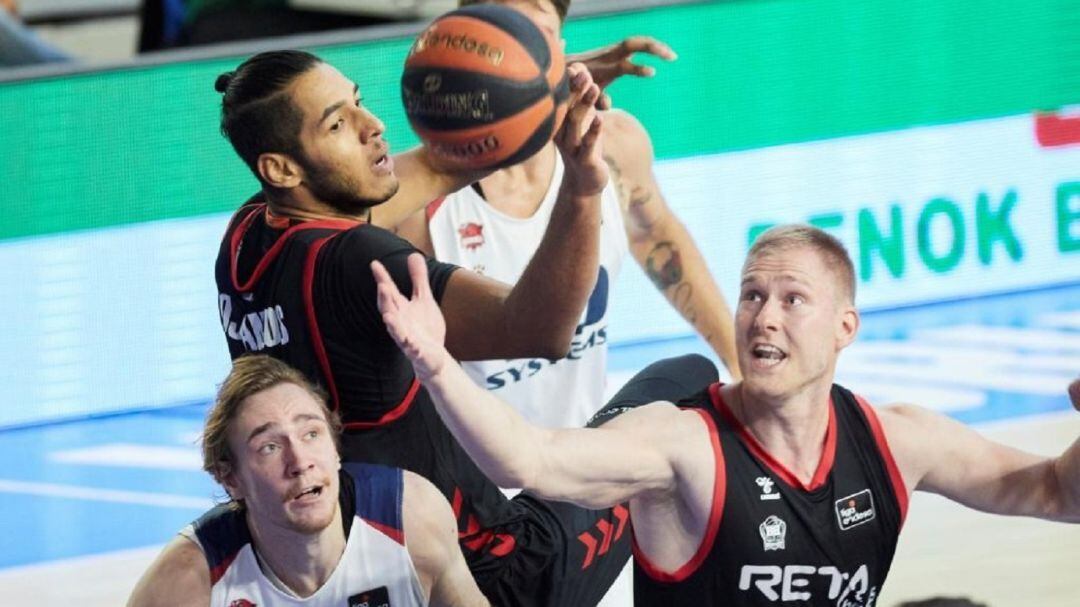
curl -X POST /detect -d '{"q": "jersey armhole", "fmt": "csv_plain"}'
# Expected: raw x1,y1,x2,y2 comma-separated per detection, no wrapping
854,394,910,527
631,407,726,582
425,196,446,222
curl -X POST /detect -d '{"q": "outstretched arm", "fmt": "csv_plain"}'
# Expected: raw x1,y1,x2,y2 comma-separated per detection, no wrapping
373,254,682,509
879,379,1080,522
602,110,740,378
568,36,677,109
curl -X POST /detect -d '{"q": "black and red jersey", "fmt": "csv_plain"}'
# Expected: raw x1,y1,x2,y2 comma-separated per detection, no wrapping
634,383,908,606
214,198,522,579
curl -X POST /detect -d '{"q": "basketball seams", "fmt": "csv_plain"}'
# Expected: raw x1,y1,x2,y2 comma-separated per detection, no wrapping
447,4,552,71
402,3,566,170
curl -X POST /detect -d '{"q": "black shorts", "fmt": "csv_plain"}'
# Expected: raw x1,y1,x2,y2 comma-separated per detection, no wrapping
471,354,720,606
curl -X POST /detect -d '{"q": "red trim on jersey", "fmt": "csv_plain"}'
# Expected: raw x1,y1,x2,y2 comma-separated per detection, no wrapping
228,203,358,293
854,394,909,526
710,383,837,492
364,518,405,546
302,235,344,412
209,551,238,585
301,234,421,427
342,378,422,430
632,407,726,583
425,196,447,222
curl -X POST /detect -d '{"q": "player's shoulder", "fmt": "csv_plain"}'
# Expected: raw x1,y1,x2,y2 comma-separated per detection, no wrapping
600,109,650,145
323,222,416,261
603,400,709,438
401,471,457,560
127,535,210,607
402,470,444,508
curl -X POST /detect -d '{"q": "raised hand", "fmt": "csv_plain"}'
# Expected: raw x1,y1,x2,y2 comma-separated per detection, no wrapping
372,253,449,382
554,63,606,198
568,36,677,109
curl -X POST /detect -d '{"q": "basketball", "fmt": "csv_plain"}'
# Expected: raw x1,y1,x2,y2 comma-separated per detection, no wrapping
401,4,569,171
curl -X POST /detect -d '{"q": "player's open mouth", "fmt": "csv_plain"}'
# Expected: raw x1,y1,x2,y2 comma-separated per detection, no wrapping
373,154,394,175
751,343,786,368
292,485,324,501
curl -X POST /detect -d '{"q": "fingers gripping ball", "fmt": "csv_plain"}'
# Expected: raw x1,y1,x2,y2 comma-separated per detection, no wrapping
402,4,569,170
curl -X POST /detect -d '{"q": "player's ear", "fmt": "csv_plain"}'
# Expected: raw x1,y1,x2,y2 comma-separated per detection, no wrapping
216,462,246,501
258,152,303,189
837,305,859,350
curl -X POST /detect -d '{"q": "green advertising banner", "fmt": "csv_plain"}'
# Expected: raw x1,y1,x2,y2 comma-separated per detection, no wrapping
2,0,1078,241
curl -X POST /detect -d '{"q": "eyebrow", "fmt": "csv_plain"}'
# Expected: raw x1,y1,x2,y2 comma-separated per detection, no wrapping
319,83,360,126
740,273,811,287
246,413,326,443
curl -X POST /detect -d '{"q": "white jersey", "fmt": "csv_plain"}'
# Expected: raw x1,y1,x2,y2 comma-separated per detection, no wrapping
428,153,628,427
186,464,427,607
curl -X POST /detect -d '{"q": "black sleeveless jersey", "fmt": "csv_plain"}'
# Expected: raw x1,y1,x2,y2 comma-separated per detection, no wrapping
634,383,908,606
214,199,524,578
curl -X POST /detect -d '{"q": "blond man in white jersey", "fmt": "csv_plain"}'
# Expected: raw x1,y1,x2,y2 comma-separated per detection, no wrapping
128,355,487,607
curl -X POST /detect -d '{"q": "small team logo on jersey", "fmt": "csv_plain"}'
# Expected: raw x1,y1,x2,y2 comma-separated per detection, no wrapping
349,585,390,607
755,476,781,501
228,600,256,607
458,222,485,251
835,488,876,530
759,515,786,551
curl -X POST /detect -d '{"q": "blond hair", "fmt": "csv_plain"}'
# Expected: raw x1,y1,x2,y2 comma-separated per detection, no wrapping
202,355,341,485
746,224,857,304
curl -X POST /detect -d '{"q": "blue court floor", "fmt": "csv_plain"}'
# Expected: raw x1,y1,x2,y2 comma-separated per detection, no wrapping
1,282,1077,572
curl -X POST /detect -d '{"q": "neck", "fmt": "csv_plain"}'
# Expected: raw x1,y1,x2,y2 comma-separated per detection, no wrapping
247,506,346,598
264,190,370,223
475,143,557,218
724,379,833,484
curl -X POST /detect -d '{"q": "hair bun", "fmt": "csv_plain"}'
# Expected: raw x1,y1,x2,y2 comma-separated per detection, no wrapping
214,72,234,93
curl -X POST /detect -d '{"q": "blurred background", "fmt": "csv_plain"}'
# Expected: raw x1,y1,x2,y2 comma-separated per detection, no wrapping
1,0,1078,604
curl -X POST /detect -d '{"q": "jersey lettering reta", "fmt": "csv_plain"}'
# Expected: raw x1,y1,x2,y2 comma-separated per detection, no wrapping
187,464,426,607
634,383,908,606
428,154,628,427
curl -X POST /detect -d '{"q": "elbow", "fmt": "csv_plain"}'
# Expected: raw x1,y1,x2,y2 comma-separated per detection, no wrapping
489,457,537,491
536,332,573,361
502,325,573,361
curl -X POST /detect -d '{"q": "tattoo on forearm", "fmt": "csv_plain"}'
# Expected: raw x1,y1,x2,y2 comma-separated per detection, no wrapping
673,281,716,346
646,241,683,289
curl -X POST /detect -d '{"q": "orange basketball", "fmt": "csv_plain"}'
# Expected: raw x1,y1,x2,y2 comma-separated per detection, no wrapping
401,4,569,171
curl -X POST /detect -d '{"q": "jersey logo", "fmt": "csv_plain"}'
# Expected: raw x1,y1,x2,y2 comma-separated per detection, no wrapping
457,222,485,251
759,515,787,551
739,564,878,605
228,600,256,607
348,585,390,607
835,489,876,530
756,476,781,501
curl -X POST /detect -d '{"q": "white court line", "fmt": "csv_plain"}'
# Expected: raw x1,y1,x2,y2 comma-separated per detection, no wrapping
913,326,1080,352
0,479,214,510
49,443,202,470
838,360,1070,395
834,379,986,412
1037,310,1080,330
846,341,1080,373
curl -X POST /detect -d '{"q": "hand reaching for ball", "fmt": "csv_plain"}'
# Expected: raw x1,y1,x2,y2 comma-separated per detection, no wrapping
554,62,607,198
